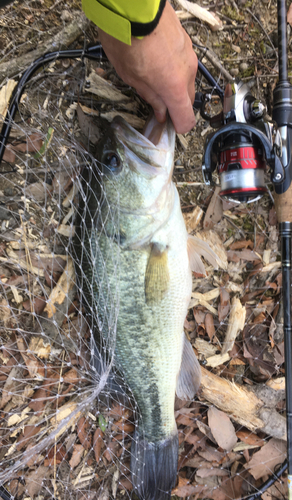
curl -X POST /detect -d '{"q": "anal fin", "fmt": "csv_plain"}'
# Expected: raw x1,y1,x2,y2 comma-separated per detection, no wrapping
145,243,169,305
176,334,201,399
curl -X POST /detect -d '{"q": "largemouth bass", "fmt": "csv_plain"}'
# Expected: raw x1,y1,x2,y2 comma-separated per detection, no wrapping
74,114,220,500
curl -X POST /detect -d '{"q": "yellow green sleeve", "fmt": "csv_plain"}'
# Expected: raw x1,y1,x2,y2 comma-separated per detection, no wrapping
82,0,166,45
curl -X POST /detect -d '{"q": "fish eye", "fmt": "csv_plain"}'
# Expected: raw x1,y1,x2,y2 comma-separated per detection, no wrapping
102,151,122,174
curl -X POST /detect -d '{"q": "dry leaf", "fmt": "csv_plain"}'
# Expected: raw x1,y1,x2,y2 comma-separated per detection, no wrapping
22,295,46,315
69,444,84,468
23,182,53,202
172,476,204,497
3,145,16,163
236,430,265,447
208,407,237,451
0,366,24,408
104,440,122,461
203,186,223,229
28,387,47,413
229,239,253,250
77,416,92,450
17,336,43,378
12,133,43,153
25,466,51,497
196,467,229,478
118,477,133,492
63,368,81,384
17,424,42,451
218,287,230,322
113,420,135,433
205,313,215,340
93,428,105,462
198,446,224,463
193,308,206,325
245,438,286,479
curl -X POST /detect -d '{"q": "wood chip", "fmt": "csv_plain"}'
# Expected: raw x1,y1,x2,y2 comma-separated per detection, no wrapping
176,0,222,28
194,338,218,358
266,377,285,391
206,352,230,368
221,297,246,355
183,206,204,233
84,71,131,102
57,223,75,237
195,230,228,269
0,79,17,120
43,258,75,318
201,366,286,439
100,111,145,130
177,134,189,150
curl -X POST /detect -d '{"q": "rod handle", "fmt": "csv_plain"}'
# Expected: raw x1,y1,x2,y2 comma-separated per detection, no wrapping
275,183,292,223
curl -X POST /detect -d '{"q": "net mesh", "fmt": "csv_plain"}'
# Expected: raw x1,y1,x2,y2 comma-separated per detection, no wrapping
0,1,288,500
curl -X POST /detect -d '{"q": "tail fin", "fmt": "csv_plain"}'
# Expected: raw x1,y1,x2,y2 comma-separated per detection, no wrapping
131,432,178,500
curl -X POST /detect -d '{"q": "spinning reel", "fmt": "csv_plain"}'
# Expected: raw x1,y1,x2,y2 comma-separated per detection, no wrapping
199,79,290,203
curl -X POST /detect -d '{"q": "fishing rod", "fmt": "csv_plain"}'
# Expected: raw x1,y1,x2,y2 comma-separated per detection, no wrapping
274,1,292,496
201,0,292,496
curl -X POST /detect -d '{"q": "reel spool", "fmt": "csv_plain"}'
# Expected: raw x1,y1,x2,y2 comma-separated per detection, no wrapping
217,132,267,203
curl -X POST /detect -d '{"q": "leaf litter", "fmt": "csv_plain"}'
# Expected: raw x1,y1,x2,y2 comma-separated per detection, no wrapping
0,0,288,499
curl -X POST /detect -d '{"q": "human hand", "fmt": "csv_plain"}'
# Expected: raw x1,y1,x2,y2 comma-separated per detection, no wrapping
98,2,198,134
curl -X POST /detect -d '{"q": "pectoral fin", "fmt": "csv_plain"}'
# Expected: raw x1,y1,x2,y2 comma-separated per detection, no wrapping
145,243,169,305
176,334,201,399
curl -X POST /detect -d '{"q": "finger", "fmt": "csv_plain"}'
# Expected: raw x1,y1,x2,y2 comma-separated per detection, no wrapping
136,85,167,123
167,91,196,134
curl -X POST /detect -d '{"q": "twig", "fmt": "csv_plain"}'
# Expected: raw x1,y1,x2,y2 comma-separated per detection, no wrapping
0,14,90,81
192,35,233,82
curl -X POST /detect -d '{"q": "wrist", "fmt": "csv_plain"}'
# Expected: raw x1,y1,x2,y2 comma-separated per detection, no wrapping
82,0,166,45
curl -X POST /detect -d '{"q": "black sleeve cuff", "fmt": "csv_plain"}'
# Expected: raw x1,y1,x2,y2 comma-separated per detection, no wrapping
130,0,167,37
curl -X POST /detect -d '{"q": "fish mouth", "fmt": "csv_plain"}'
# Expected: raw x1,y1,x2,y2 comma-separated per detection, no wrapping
111,113,176,176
